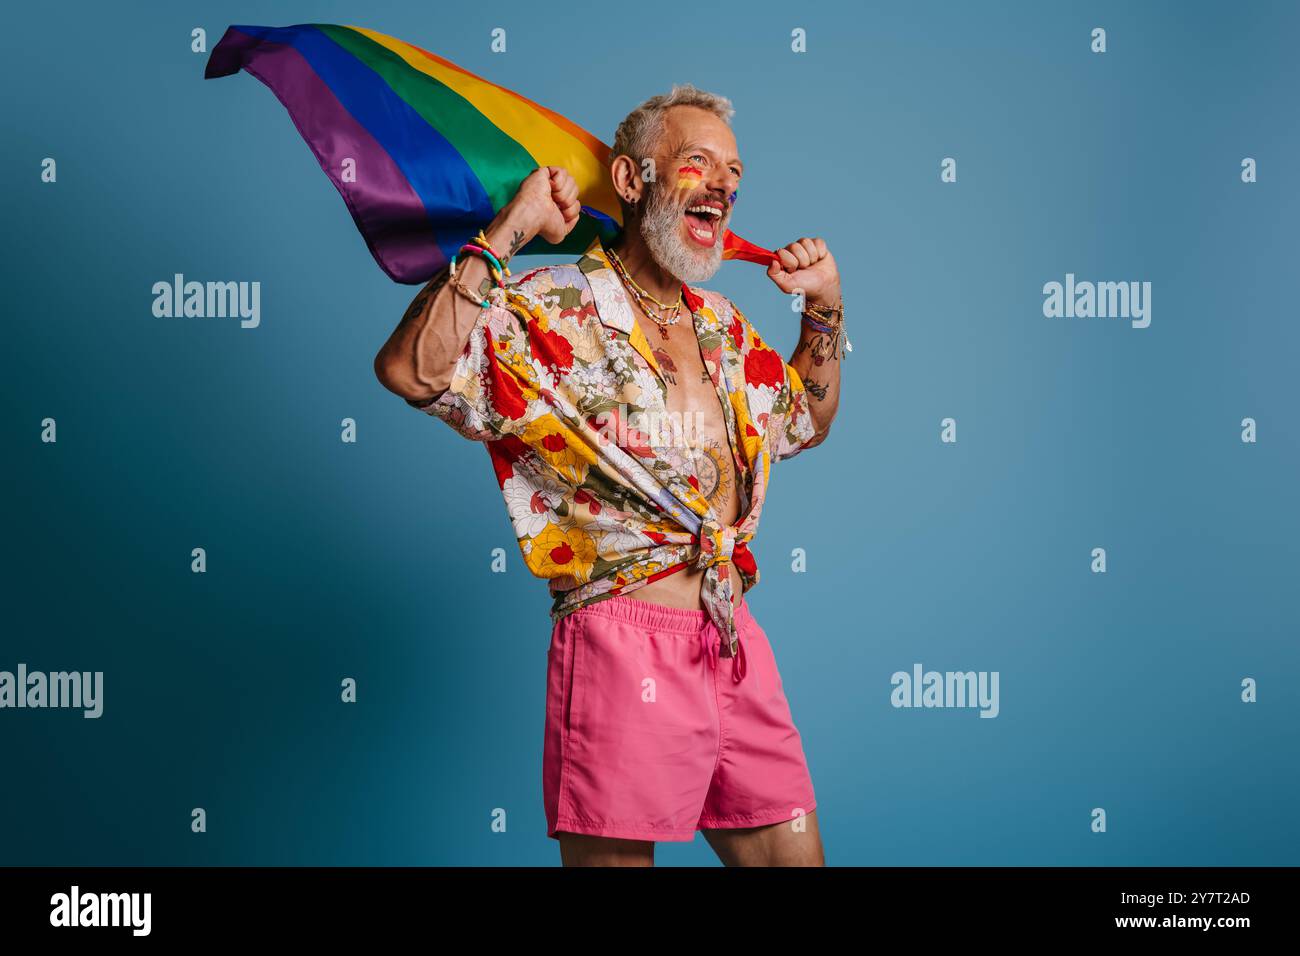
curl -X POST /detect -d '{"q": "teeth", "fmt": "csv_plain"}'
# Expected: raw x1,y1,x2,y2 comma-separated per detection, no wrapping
686,205,722,219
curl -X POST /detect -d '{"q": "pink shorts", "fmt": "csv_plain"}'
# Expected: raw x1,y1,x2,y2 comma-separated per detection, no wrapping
543,594,816,843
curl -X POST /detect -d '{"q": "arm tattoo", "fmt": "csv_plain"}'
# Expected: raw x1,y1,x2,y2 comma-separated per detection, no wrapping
804,378,829,401
795,330,841,364
403,272,450,378
508,229,526,258
401,272,448,328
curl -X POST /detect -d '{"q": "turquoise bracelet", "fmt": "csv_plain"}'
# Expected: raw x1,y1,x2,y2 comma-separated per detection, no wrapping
450,244,506,284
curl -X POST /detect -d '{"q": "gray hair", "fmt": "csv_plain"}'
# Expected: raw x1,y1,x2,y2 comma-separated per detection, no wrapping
610,84,735,166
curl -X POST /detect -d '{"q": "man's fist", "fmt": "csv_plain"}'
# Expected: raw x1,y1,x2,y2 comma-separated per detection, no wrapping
511,166,582,245
766,237,841,308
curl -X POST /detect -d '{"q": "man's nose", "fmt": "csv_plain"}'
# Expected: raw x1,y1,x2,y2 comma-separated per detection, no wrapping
702,176,731,201
706,169,738,199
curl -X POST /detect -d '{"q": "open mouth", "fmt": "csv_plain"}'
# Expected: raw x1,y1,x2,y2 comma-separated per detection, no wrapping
682,199,725,247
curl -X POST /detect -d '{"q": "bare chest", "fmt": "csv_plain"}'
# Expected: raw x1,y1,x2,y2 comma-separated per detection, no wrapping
637,318,740,524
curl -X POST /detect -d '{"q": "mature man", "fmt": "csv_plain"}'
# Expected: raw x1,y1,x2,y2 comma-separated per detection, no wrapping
374,85,844,866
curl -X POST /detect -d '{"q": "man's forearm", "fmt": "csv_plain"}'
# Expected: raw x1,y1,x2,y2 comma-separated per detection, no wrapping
789,310,843,440
373,210,535,402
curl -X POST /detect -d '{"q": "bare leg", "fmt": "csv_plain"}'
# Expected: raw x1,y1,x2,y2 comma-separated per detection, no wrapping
558,833,655,867
702,810,824,867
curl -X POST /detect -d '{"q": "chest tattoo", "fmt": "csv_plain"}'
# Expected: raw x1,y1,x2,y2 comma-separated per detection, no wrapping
651,347,679,385
687,435,733,509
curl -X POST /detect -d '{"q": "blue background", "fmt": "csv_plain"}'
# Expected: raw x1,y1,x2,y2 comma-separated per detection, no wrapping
2,0,1296,865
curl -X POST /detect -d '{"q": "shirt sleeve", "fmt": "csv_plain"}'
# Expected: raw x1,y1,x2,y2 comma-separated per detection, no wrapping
407,297,537,442
729,297,821,463
768,360,820,463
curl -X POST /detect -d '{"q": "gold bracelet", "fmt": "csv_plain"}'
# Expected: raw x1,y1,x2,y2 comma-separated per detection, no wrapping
800,312,842,330
803,297,843,318
801,299,852,354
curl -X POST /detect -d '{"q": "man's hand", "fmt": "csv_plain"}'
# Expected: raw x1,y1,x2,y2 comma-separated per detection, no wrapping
506,166,582,245
766,237,841,308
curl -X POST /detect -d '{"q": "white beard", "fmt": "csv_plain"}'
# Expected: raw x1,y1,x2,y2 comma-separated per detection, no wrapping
638,181,726,283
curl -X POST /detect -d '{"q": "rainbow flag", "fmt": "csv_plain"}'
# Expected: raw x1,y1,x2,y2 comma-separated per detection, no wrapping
205,23,775,283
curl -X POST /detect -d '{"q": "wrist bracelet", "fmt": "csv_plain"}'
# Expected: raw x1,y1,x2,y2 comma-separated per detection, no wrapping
803,299,843,322
450,225,511,285
453,244,506,281
800,301,852,355
451,276,492,309
472,229,512,271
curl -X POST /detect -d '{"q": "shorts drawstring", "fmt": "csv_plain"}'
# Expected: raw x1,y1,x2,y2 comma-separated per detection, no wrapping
701,627,719,672
700,624,747,684
732,635,747,684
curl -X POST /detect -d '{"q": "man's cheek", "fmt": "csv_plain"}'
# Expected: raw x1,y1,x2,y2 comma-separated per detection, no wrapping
675,166,704,191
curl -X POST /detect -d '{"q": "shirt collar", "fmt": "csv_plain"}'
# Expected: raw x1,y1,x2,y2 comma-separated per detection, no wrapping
577,236,707,336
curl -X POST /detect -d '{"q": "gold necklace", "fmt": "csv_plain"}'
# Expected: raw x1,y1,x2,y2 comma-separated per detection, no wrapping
607,248,683,337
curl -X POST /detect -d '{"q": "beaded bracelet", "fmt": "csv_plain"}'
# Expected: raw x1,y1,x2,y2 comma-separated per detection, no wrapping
443,228,512,311
472,229,511,272
451,244,506,284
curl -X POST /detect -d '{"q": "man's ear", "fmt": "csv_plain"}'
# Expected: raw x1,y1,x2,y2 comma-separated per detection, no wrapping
610,154,645,206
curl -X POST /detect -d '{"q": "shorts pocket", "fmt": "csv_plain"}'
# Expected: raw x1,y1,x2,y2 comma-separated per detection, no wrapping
564,618,586,743
744,616,784,701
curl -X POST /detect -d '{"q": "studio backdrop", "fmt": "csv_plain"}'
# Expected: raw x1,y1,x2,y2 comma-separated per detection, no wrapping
2,0,1297,865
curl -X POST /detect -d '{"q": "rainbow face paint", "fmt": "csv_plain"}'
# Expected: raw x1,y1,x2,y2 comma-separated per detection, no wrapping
728,190,738,206
676,165,704,190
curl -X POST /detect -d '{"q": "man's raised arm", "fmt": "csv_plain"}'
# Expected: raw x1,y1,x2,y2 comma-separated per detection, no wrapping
768,237,844,448
373,167,581,403
788,307,843,448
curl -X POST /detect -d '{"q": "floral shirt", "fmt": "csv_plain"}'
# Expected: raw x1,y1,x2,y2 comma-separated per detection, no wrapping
412,236,819,650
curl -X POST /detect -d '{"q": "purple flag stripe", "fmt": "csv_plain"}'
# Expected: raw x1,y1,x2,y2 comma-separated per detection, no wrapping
222,28,447,281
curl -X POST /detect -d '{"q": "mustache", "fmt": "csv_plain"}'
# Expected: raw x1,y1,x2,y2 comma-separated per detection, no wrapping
647,180,731,221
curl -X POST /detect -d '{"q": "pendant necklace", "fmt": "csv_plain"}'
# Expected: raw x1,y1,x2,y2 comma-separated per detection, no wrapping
608,247,683,339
